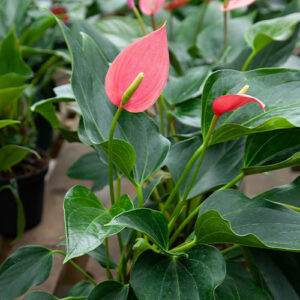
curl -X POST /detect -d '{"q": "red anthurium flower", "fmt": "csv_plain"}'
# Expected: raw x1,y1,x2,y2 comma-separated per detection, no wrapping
51,5,69,23
213,94,265,116
139,0,166,15
128,0,136,9
222,0,256,11
164,0,190,10
105,25,169,113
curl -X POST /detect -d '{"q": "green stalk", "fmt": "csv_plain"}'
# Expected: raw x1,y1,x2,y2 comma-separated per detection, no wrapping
193,1,208,45
169,202,203,245
223,10,228,63
218,172,244,191
170,238,196,253
133,7,147,35
105,238,113,279
242,50,256,71
158,94,166,136
166,115,219,229
52,250,97,285
221,244,240,254
136,184,144,208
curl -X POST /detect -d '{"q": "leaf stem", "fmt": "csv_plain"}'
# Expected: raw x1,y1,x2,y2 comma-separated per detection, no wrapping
105,238,113,280
52,250,97,285
221,244,240,254
133,7,147,35
193,1,208,45
158,94,166,136
242,50,256,71
170,238,196,253
136,184,144,208
218,172,244,191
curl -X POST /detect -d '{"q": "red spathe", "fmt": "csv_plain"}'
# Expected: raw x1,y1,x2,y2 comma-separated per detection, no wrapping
105,25,169,113
213,94,265,116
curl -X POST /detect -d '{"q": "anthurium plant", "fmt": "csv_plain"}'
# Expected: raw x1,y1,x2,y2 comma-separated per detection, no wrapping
1,0,300,299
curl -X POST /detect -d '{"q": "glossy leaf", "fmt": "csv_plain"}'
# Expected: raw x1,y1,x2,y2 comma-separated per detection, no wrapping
109,208,169,251
130,245,226,300
0,119,20,129
195,189,300,251
67,281,94,297
105,25,169,113
0,145,39,171
244,128,300,167
88,245,118,269
253,176,300,210
249,248,300,300
245,13,300,54
88,281,129,300
166,137,245,198
64,186,132,261
163,66,209,105
215,262,271,300
201,68,300,144
23,291,58,300
0,246,53,300
99,139,136,179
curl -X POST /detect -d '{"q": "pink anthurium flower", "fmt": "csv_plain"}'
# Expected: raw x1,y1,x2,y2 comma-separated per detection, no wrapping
139,0,165,15
213,94,265,116
51,5,69,23
222,0,256,11
127,0,136,9
164,0,190,10
105,25,169,113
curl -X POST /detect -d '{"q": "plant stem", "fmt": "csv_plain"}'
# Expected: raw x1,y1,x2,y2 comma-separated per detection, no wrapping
221,244,240,254
136,184,144,208
105,238,113,280
52,250,97,285
170,238,196,253
218,172,244,191
151,14,156,30
169,202,203,245
116,176,121,200
242,50,256,71
223,11,228,63
158,94,166,136
167,116,219,231
133,7,147,35
193,1,208,45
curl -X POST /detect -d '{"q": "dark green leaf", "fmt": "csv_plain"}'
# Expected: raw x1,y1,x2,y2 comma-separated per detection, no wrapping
23,291,58,300
164,66,209,105
195,189,300,251
0,119,20,129
0,246,53,300
87,280,129,300
130,245,226,300
201,69,300,144
67,281,94,297
0,85,28,112
99,139,136,180
64,186,131,261
0,145,39,171
216,262,272,300
109,208,169,251
249,248,300,300
88,245,118,269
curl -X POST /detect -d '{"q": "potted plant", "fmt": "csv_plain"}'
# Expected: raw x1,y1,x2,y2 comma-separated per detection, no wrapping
1,0,300,299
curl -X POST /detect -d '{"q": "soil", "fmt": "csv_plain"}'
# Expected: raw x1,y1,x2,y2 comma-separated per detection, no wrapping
1,148,48,180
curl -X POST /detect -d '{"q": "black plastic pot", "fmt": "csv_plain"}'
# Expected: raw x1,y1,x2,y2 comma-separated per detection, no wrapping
0,165,48,237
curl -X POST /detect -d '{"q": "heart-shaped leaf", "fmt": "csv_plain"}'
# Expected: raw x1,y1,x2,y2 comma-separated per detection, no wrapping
109,208,169,251
87,280,129,300
195,189,300,251
64,186,132,261
201,68,300,144
130,245,226,300
0,246,53,300
67,281,94,297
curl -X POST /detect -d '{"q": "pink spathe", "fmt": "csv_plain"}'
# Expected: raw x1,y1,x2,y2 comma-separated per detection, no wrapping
139,0,165,15
213,94,265,116
127,0,135,9
105,25,169,113
222,0,256,11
